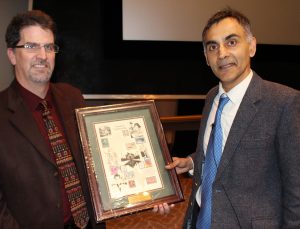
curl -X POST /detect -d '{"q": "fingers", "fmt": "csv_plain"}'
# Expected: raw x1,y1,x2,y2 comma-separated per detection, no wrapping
165,162,177,170
152,205,159,213
159,203,170,214
165,157,180,170
152,203,174,215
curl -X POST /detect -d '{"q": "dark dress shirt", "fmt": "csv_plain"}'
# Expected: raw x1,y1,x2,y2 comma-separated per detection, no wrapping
18,83,72,223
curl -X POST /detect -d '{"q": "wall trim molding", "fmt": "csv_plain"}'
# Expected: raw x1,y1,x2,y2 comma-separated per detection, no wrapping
83,94,206,100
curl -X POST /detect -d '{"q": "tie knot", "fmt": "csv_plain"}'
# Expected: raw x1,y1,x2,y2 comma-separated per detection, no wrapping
38,100,50,115
218,94,230,112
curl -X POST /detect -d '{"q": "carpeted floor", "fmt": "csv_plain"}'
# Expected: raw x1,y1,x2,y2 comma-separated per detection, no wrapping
106,174,192,229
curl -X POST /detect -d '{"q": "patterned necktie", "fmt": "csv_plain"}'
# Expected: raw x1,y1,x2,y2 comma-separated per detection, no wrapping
197,94,230,229
39,100,89,228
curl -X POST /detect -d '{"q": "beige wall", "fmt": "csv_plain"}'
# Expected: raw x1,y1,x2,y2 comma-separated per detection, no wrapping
123,0,300,45
0,0,29,91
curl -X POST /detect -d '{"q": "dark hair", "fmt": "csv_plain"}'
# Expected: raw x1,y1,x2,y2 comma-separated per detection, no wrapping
5,10,56,48
202,8,253,43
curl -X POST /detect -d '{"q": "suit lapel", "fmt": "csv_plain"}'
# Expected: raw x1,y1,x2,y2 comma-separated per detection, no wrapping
7,85,55,165
51,85,74,134
215,73,262,180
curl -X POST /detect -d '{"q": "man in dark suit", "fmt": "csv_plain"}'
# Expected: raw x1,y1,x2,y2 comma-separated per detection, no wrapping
0,10,105,228
156,8,300,228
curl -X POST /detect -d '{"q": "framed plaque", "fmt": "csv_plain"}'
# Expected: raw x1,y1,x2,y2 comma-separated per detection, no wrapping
75,100,183,222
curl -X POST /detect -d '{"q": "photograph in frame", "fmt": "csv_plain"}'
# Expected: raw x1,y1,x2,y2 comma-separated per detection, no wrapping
75,100,183,222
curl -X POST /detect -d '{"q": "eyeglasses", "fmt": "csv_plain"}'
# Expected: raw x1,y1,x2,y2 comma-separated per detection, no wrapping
14,42,59,53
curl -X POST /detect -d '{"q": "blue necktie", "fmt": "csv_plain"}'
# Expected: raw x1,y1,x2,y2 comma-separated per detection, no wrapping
196,95,230,229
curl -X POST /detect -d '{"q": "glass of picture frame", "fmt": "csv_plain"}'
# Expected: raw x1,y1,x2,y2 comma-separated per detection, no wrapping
75,100,183,222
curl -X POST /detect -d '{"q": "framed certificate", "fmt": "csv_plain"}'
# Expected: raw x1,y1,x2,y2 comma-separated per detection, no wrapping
75,100,183,222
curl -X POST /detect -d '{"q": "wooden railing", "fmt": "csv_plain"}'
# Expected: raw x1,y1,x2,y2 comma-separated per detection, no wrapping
160,114,202,131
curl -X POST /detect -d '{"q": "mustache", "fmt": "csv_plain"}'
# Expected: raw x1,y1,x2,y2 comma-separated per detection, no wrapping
31,59,50,67
32,59,49,66
217,59,236,67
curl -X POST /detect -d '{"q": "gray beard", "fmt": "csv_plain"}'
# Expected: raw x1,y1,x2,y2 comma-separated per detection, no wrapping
30,72,52,84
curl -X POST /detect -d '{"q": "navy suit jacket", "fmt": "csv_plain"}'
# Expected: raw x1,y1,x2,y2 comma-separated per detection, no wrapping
0,81,105,229
184,73,300,229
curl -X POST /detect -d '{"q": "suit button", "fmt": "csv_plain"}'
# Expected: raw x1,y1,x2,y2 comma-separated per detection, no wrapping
53,171,59,177
56,203,61,208
215,189,222,193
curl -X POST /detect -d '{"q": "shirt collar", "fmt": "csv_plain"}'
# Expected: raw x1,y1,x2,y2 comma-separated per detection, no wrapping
17,82,53,112
217,70,253,105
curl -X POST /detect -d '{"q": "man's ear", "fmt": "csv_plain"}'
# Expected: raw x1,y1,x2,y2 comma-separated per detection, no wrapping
249,36,257,58
7,48,16,65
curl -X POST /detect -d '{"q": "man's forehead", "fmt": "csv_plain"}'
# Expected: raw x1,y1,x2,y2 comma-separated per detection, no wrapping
19,26,54,42
204,18,245,42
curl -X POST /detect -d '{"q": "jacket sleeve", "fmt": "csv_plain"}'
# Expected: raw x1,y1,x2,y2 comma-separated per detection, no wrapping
278,91,300,227
0,189,20,229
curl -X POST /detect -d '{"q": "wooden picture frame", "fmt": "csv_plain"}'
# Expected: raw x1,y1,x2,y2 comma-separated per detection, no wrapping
75,100,183,222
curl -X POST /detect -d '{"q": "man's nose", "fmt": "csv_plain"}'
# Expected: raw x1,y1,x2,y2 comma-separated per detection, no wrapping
36,46,48,59
218,44,229,59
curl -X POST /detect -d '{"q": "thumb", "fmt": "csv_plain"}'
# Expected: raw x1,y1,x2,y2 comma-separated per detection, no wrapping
165,157,180,170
